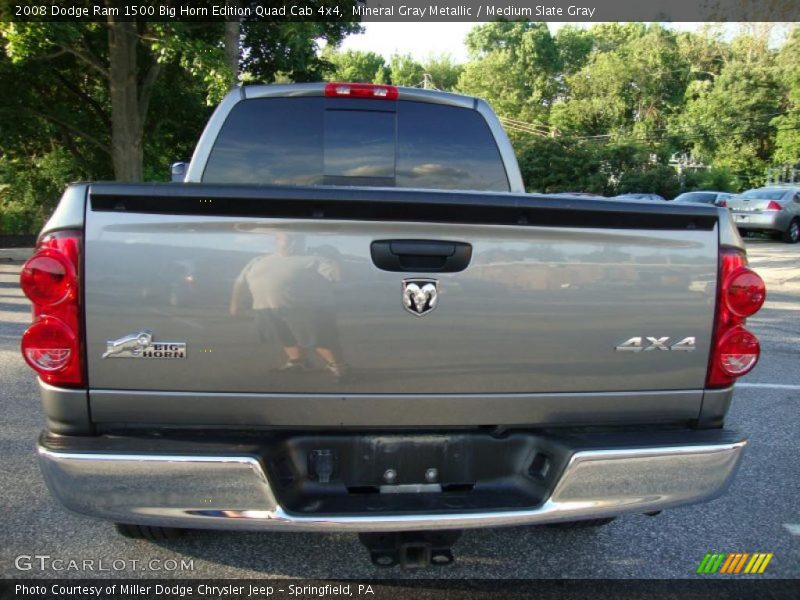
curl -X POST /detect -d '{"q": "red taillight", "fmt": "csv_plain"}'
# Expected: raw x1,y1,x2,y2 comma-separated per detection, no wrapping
324,82,398,100
22,317,77,373
763,201,783,212
20,231,84,386
706,248,765,388
20,250,75,306
716,326,760,377
725,267,765,317
717,199,727,207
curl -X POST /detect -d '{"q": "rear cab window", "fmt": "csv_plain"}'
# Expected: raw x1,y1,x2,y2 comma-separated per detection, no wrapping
202,97,510,192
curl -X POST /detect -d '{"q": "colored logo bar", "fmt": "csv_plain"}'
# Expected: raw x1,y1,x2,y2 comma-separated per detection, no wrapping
697,552,773,574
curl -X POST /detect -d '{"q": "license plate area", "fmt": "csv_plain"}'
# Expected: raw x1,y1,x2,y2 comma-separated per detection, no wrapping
263,433,571,515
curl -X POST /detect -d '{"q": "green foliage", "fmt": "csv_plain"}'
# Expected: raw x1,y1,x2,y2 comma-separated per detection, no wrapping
388,54,425,86
588,22,648,53
141,64,214,180
545,23,798,193
552,25,689,140
771,27,800,167
618,164,681,198
0,19,359,232
0,149,79,234
514,137,606,194
323,49,388,83
420,55,462,91
243,21,362,84
457,22,559,122
681,58,780,187
514,137,682,196
680,167,739,192
3,21,800,233
321,50,460,90
554,26,594,76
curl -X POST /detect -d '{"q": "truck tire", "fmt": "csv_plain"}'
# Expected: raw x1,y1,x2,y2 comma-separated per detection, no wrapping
782,219,799,244
546,517,616,529
114,523,187,540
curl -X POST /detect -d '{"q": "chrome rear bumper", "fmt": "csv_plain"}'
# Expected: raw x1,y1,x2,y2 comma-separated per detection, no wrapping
37,434,746,532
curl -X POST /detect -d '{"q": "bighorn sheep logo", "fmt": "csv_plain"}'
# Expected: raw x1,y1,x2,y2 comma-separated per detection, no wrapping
402,279,439,316
102,331,187,359
102,331,153,358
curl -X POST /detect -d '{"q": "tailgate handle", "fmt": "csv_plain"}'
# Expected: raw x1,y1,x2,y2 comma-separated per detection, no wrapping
370,240,472,273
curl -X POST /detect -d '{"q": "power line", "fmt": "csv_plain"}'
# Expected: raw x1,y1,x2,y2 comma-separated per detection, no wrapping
579,121,800,146
570,107,800,141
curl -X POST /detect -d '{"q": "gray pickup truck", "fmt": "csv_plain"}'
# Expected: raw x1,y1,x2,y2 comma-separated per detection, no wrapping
22,83,766,567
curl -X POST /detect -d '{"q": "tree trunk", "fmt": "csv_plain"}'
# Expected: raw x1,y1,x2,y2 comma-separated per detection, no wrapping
107,19,143,181
224,0,241,87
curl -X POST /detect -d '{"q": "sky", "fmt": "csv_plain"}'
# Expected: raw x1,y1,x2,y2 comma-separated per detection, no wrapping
337,22,762,63
338,22,480,62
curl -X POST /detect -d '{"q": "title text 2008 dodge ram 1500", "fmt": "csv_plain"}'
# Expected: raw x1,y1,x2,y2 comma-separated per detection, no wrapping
22,83,765,567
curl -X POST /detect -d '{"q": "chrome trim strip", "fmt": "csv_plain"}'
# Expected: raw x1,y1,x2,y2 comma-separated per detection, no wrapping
38,439,746,532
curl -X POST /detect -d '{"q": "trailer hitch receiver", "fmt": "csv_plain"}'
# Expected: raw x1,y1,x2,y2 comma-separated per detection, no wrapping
358,531,462,569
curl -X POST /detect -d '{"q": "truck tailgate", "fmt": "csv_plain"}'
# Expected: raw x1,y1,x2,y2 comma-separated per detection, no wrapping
82,184,719,404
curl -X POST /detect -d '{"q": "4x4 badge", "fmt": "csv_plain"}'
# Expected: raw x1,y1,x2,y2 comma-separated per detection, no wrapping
615,336,696,352
103,331,186,359
402,279,439,316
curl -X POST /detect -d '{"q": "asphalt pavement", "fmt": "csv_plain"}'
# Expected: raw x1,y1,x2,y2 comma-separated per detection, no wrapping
0,241,797,580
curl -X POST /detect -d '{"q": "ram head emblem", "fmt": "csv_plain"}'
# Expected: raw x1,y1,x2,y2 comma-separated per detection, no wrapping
402,279,439,316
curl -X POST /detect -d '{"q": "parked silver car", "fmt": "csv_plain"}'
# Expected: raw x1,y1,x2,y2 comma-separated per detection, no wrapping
614,193,666,202
673,191,733,207
728,187,800,243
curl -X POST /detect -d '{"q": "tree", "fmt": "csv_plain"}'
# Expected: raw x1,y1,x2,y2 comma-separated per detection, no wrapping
514,137,606,193
680,167,738,192
617,163,681,198
241,20,361,83
680,50,780,185
2,21,228,181
457,22,559,123
554,26,593,76
550,51,632,136
420,54,462,91
2,17,360,182
388,53,424,86
772,25,800,167
551,25,688,141
0,29,213,232
588,22,648,53
322,49,388,83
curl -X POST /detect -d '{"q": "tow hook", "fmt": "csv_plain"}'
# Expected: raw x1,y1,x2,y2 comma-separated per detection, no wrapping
358,531,462,569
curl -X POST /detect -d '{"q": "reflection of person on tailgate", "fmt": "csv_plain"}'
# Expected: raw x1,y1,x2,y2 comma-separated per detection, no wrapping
229,232,348,379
